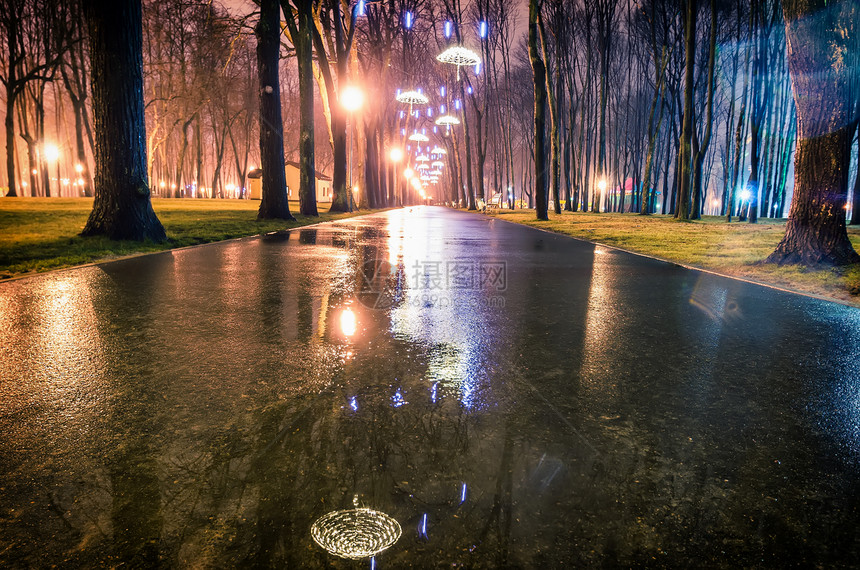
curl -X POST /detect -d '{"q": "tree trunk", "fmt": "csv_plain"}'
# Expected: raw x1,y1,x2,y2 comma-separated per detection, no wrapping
81,0,165,241
255,0,294,220
675,0,696,220
691,0,717,221
766,0,859,266
529,0,548,221
850,99,860,225
296,0,318,216
459,79,477,210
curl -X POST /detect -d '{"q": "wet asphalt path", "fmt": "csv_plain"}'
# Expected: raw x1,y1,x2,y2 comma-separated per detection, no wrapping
1,206,860,567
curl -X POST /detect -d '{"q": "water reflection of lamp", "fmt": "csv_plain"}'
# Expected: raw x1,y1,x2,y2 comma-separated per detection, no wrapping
311,508,401,559
340,307,357,337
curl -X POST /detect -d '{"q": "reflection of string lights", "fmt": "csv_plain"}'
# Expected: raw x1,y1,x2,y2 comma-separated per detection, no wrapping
311,508,401,559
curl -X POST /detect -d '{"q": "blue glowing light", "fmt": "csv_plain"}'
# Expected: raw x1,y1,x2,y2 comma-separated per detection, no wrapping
405,11,413,29
467,86,473,94
358,0,366,16
444,21,452,38
455,100,461,110
440,86,446,97
460,482,467,503
431,382,438,403
475,62,482,74
419,513,428,538
479,21,488,38
350,397,358,411
440,104,446,113
392,389,407,407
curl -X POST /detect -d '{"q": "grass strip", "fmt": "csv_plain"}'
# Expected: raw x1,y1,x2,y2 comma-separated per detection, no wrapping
0,198,375,279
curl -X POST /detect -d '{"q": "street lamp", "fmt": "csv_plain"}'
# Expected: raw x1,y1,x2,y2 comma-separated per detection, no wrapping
341,86,365,210
44,143,60,197
389,148,404,205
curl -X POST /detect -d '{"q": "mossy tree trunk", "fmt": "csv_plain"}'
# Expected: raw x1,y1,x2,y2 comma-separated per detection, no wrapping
81,0,166,241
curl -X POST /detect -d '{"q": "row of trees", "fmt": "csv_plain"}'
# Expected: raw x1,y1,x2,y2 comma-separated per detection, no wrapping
1,0,858,265
525,0,858,264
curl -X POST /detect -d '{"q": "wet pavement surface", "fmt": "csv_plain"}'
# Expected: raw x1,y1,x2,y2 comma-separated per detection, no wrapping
2,206,860,567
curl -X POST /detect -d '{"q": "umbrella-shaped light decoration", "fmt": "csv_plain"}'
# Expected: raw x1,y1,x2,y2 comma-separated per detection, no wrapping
430,146,447,155
431,161,445,168
421,174,432,181
416,163,430,170
435,115,461,135
437,46,481,80
408,133,430,142
416,155,430,162
435,115,460,127
430,170,443,176
395,90,429,105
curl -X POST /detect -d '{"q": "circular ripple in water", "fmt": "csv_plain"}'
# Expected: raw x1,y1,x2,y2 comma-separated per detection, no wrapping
311,508,402,559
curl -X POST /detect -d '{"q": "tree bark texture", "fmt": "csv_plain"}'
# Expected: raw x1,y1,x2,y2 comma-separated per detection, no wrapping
529,0,549,221
767,0,859,265
81,0,166,241
255,0,294,220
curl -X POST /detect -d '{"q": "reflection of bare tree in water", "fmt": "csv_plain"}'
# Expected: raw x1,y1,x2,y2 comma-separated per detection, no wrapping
95,258,168,566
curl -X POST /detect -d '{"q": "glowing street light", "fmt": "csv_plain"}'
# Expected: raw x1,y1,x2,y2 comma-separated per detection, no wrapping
390,148,404,162
341,86,365,210
404,168,415,180
44,143,60,163
43,143,60,197
341,85,365,112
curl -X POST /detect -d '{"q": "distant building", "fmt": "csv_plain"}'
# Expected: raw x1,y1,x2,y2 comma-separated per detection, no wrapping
248,161,333,202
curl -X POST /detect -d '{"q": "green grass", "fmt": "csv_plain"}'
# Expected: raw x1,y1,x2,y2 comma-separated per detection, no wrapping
487,208,860,306
0,198,375,279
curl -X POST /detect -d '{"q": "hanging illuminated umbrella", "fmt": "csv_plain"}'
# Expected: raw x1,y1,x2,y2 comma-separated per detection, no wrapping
435,115,460,136
395,90,429,105
430,146,447,155
435,115,460,127
436,46,481,80
416,163,430,170
408,132,430,142
415,155,430,162
431,161,445,168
